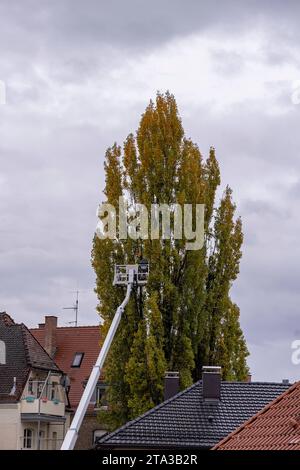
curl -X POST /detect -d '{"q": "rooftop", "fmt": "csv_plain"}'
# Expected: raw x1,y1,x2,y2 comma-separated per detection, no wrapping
214,381,300,450
97,379,290,449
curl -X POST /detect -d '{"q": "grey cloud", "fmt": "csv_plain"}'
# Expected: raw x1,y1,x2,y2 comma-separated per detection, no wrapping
1,0,300,58
211,50,245,76
241,199,291,218
1,0,300,385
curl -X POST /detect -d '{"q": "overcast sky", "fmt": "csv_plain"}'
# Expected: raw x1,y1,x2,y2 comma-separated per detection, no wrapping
1,0,300,382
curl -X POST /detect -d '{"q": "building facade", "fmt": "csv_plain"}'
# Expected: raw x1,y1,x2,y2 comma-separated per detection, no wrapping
0,312,70,450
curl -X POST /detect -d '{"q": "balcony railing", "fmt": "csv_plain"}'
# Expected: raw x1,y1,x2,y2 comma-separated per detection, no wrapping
21,397,65,416
19,436,63,450
21,373,65,417
25,379,61,401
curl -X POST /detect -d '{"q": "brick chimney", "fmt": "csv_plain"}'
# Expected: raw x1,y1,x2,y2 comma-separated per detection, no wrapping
202,366,221,403
164,371,180,400
44,316,57,358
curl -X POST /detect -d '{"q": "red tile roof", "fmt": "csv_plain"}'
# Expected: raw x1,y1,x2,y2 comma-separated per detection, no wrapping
213,381,300,450
31,325,102,409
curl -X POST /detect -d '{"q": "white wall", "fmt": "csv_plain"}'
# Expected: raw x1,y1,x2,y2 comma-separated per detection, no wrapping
0,404,20,450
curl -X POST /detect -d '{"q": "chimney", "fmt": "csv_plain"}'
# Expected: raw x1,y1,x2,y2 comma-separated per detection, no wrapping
44,316,57,358
202,366,221,403
246,374,252,383
164,372,180,400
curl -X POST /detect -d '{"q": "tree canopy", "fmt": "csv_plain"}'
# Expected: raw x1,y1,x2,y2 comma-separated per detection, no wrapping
92,92,249,428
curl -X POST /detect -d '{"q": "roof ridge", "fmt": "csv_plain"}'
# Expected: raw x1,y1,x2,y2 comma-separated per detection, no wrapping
213,380,300,449
21,324,32,366
30,325,99,330
222,380,290,385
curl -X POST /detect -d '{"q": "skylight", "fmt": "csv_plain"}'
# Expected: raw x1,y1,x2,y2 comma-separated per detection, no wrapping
71,352,84,367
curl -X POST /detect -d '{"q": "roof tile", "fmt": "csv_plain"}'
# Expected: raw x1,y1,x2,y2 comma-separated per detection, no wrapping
214,381,300,450
97,380,290,449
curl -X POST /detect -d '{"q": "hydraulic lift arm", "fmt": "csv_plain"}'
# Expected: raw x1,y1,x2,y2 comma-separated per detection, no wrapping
61,282,132,450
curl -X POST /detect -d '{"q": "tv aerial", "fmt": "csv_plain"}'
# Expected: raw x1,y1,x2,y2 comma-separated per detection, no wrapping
63,290,79,327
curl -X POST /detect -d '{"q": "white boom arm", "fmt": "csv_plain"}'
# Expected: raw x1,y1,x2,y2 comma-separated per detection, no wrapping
61,281,133,450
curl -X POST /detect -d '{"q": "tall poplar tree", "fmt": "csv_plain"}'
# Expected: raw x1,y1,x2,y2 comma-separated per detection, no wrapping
92,92,248,429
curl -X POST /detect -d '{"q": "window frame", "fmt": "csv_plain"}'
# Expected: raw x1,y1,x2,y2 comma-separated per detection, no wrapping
39,430,45,450
23,428,34,449
52,431,58,450
95,383,108,410
71,352,84,368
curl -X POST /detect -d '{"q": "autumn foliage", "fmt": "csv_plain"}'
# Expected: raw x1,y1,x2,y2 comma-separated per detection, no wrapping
92,92,248,428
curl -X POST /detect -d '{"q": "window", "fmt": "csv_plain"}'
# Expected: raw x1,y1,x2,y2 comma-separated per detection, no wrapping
28,379,34,395
52,431,57,450
93,429,106,445
0,340,6,364
23,428,33,449
71,352,84,367
95,384,108,409
27,379,46,398
49,382,57,400
39,430,45,450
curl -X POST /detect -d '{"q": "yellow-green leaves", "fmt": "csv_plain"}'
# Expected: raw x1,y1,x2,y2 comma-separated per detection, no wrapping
92,92,248,429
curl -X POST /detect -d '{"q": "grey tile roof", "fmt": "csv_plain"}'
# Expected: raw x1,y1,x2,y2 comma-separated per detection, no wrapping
0,312,60,402
97,380,291,449
21,326,60,371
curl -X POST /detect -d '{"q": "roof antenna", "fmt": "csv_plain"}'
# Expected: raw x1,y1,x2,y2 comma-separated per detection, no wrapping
63,290,79,327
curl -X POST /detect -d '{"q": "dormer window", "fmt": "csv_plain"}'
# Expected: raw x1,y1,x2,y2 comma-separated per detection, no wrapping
71,352,84,368
0,340,6,364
